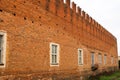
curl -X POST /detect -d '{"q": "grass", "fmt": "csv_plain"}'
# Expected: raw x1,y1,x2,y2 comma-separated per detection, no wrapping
89,71,120,80
99,71,120,80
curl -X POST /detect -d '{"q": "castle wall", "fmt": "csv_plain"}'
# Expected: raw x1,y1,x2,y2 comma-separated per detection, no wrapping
0,0,118,79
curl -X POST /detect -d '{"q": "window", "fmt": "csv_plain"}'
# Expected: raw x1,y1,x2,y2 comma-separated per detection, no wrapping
0,35,3,64
50,43,59,66
0,31,6,67
104,55,107,65
78,49,83,65
98,53,102,64
91,52,95,66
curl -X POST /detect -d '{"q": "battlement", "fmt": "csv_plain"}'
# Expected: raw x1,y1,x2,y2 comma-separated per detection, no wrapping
0,0,117,51
35,0,96,24
37,0,114,37
0,0,114,39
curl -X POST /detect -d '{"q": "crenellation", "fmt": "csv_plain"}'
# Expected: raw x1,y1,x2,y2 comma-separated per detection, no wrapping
94,21,98,29
81,11,85,18
100,26,103,32
89,17,93,26
101,27,104,41
93,19,96,26
85,14,90,24
49,0,56,14
96,23,99,32
75,8,79,20
72,2,76,13
85,13,87,20
76,7,83,23
64,0,71,22
87,14,90,23
97,23,100,30
72,2,79,25
56,0,65,18
94,22,97,36
85,13,88,20
97,22,99,29
77,7,81,15
66,0,70,7
89,17,91,23
96,24,100,37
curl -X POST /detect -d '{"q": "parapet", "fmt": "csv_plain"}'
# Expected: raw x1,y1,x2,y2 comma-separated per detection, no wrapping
0,0,117,53
33,0,104,29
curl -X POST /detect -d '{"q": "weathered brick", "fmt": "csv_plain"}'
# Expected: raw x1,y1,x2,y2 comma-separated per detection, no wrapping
0,0,118,79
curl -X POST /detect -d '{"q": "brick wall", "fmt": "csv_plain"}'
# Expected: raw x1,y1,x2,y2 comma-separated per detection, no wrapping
0,0,118,79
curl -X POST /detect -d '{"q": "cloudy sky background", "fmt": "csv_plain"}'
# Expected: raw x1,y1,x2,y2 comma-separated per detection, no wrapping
70,0,120,55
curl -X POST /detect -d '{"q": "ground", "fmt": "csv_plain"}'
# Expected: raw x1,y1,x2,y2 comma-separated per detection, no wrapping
89,70,120,80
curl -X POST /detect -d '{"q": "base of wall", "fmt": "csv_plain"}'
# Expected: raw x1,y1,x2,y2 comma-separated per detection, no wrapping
0,67,118,80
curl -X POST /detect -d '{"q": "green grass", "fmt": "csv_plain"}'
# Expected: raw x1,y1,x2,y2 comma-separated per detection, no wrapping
99,71,120,80
89,71,120,80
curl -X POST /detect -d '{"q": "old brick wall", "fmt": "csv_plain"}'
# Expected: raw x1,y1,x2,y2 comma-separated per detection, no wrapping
0,0,118,79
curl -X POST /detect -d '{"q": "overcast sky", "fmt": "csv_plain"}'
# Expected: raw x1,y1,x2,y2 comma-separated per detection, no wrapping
70,0,120,55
